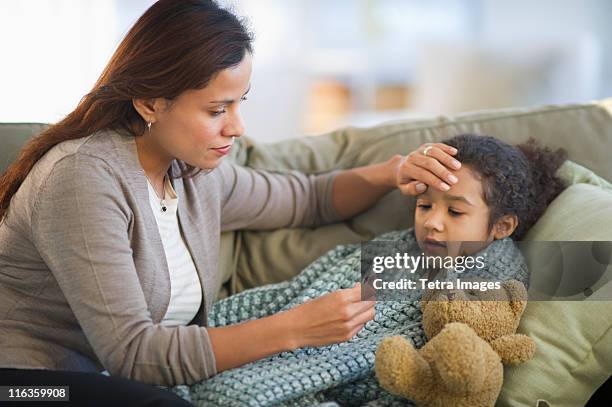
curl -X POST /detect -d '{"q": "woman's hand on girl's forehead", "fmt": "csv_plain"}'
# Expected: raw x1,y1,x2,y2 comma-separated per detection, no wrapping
392,143,462,196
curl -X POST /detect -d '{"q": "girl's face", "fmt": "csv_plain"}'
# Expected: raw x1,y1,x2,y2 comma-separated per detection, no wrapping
146,52,253,170
415,164,516,257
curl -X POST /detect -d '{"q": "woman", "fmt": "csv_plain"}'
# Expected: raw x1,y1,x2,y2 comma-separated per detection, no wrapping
0,1,461,405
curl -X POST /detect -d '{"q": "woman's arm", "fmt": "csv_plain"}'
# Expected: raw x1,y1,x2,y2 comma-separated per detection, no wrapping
207,309,295,372
332,142,462,218
330,156,399,219
217,143,460,231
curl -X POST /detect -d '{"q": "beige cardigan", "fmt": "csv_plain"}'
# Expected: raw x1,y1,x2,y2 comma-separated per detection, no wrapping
0,128,341,386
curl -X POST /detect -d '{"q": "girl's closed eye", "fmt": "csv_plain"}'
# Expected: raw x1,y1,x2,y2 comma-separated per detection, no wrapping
417,203,464,217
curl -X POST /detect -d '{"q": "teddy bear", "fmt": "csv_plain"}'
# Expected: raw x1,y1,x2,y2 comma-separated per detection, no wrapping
374,279,536,407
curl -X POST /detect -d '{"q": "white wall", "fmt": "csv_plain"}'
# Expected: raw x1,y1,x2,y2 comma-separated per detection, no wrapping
479,0,612,99
0,0,118,123
1,0,610,142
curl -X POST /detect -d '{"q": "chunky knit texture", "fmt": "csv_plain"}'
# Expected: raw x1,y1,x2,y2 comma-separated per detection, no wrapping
165,228,529,406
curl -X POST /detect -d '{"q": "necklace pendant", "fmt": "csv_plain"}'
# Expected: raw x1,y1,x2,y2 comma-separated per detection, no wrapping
161,199,167,212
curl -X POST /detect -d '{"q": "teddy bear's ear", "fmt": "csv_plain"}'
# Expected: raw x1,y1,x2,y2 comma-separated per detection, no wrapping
502,280,528,316
420,288,437,309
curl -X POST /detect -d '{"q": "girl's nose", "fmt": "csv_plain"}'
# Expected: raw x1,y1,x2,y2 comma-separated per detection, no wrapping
424,211,445,233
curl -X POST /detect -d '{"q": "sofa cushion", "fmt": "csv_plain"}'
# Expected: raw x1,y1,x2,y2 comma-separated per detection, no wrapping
525,165,612,241
496,171,612,406
498,300,612,407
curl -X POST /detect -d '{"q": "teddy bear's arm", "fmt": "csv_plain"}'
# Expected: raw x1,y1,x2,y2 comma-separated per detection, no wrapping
489,334,536,364
375,336,434,401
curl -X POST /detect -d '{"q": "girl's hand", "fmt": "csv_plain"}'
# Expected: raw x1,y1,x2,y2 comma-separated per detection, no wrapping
285,282,375,349
391,143,462,195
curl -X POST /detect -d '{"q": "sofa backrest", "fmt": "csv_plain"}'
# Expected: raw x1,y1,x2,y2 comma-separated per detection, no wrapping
2,99,612,179
0,123,48,174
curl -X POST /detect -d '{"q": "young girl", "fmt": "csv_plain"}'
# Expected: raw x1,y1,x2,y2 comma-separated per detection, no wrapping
164,134,568,406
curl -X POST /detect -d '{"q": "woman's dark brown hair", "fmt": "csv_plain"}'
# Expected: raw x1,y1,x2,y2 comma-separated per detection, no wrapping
0,0,253,220
442,134,568,240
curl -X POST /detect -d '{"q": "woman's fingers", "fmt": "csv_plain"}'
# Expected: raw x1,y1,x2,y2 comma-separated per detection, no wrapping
398,180,427,196
342,282,363,301
401,160,452,192
345,297,376,316
396,143,462,194
341,283,375,310
427,144,462,171
413,153,459,188
348,324,365,339
339,283,376,321
342,304,375,340
432,142,459,157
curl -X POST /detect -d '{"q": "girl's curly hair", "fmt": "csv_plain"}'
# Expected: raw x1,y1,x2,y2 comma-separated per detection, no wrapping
441,134,568,240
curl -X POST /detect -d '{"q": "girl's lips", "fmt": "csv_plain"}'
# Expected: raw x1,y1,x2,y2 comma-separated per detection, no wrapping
423,239,447,254
424,238,446,247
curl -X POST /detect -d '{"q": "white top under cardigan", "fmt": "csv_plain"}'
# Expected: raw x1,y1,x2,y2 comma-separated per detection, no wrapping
146,176,202,327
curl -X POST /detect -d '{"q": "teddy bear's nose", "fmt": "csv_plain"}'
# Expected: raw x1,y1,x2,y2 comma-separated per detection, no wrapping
447,292,456,300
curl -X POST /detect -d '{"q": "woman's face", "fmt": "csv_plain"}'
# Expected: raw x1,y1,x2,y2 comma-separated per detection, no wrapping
150,52,252,170
415,164,499,257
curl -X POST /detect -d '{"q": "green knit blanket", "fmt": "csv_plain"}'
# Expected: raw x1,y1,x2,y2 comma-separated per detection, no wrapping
167,228,529,406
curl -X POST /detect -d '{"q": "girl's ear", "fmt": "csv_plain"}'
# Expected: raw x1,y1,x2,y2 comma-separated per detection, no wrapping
493,214,518,240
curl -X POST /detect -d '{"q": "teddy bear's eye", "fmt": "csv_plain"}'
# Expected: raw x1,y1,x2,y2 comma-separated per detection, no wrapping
468,290,476,296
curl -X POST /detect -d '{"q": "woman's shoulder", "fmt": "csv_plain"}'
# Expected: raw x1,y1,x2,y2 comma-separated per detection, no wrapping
32,129,126,178
24,130,132,207
4,130,131,234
